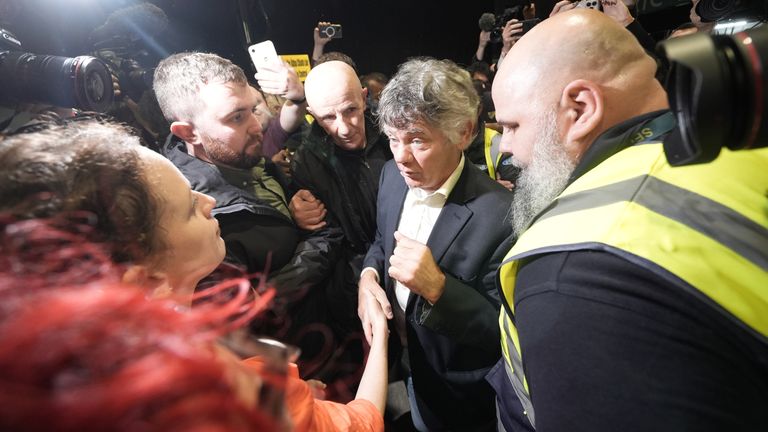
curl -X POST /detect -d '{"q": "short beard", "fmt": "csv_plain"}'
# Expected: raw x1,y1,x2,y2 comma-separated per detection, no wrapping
201,134,261,170
510,110,576,237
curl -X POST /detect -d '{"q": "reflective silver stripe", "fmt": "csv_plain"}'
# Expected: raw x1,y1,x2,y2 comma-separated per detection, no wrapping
502,315,536,428
535,175,768,272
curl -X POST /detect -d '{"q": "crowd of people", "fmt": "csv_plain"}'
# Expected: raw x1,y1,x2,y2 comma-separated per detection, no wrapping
1,0,766,431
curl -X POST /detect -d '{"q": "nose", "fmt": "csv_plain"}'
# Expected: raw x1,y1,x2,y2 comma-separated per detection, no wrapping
498,132,513,155
200,192,216,218
335,118,351,137
391,142,412,164
249,110,263,134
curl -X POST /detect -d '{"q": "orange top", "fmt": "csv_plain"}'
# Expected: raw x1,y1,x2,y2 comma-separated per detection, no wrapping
242,357,384,432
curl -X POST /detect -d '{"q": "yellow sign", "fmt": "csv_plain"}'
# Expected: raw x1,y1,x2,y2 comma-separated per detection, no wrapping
280,54,312,82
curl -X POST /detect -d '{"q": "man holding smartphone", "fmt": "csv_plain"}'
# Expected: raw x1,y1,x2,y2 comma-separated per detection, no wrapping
154,52,347,382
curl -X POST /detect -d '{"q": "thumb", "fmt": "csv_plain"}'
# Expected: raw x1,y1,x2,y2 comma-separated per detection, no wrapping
298,189,316,202
394,230,411,242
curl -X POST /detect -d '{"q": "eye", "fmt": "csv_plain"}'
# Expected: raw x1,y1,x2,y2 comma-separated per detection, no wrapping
503,123,519,134
190,193,199,217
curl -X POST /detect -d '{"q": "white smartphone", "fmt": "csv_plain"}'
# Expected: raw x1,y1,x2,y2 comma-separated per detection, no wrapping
248,40,279,72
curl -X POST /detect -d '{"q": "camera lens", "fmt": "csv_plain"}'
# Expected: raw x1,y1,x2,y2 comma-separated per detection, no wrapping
0,52,114,112
325,26,335,38
658,24,767,165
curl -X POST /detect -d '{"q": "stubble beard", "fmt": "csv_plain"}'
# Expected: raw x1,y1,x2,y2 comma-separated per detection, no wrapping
202,134,262,170
510,110,577,237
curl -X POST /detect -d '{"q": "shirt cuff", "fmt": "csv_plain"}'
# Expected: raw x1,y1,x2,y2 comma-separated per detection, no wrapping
360,267,380,283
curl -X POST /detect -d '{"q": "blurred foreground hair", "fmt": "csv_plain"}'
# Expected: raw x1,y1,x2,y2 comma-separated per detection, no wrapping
0,217,276,431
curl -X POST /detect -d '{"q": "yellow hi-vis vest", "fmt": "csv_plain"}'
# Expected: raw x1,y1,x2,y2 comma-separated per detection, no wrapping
498,142,768,428
484,128,503,180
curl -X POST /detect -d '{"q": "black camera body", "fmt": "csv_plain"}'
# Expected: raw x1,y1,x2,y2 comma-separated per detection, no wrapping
318,24,342,39
480,5,538,44
490,8,522,43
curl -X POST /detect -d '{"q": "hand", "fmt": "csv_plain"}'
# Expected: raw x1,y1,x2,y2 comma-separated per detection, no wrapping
550,0,578,17
271,149,291,178
478,30,491,48
254,59,304,102
388,231,446,305
358,271,393,345
501,19,524,53
305,379,327,399
601,0,634,26
289,189,326,230
313,21,333,46
523,2,536,20
496,175,515,191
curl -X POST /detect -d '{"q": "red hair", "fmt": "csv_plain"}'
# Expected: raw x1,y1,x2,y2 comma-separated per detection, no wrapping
0,217,278,431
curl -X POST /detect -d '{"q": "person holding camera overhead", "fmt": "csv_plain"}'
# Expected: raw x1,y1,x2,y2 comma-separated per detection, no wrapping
490,8,768,432
474,3,533,70
312,21,343,66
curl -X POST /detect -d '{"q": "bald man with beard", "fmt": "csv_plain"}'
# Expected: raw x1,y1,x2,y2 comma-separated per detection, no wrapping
290,61,391,343
489,9,768,432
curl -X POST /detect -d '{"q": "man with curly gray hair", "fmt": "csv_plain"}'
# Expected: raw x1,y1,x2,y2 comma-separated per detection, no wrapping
358,57,515,431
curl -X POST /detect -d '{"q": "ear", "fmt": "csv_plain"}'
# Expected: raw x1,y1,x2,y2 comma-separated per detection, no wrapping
122,264,172,298
456,120,476,151
170,121,200,145
559,79,604,158
361,86,369,101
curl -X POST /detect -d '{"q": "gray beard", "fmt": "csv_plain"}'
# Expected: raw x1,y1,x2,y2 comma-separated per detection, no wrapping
510,111,577,237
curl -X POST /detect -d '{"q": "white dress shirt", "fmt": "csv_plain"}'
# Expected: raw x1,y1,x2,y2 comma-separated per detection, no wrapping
392,155,466,311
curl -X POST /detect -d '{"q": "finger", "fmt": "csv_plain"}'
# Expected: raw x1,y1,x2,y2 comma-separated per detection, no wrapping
309,208,327,222
301,211,326,225
388,264,407,287
301,204,325,217
302,220,327,230
303,190,317,201
393,230,416,245
371,287,393,318
394,232,421,252
296,189,316,202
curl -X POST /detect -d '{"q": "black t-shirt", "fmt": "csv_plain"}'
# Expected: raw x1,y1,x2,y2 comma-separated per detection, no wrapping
514,249,768,431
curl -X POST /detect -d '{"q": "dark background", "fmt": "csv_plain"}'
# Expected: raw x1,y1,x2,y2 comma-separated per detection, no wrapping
1,0,692,77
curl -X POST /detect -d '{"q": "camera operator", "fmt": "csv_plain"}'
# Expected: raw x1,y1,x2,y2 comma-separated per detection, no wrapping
474,4,533,69
312,21,336,67
88,3,171,150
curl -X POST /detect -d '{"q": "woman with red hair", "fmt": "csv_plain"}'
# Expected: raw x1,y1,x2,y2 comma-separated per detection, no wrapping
0,118,388,431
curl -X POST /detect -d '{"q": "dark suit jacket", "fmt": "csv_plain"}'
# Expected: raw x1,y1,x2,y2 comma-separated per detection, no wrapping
363,159,515,431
